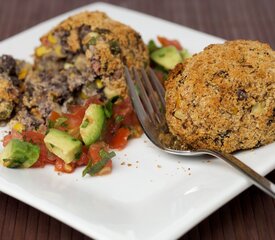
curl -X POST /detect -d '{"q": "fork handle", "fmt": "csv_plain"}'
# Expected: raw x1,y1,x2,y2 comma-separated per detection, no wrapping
203,149,275,199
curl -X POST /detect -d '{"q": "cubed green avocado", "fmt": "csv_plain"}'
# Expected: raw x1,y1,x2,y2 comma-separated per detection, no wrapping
150,46,182,70
80,104,105,146
0,139,40,168
44,129,82,164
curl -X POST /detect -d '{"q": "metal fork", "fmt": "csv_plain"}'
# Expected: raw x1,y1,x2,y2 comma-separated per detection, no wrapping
125,67,275,199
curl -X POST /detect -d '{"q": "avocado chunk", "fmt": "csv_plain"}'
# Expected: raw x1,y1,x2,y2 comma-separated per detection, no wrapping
44,129,82,164
0,139,40,168
80,104,105,146
150,46,182,70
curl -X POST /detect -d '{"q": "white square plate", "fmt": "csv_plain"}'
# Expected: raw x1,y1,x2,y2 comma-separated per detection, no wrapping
0,2,274,240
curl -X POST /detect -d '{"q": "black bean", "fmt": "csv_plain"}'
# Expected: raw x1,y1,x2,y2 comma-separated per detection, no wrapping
219,129,231,138
95,28,111,34
10,76,21,87
254,141,262,148
267,119,273,126
134,33,142,42
78,24,91,39
58,30,70,47
215,70,229,78
237,89,248,100
0,55,16,75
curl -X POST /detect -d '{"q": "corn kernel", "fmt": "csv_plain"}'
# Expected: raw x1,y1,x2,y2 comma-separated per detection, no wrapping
35,46,51,57
12,122,24,133
95,79,103,89
80,91,88,100
48,34,57,44
64,63,73,69
18,68,28,80
54,45,64,57
64,164,73,173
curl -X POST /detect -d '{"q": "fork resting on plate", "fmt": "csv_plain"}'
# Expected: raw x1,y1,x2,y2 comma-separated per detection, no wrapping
125,67,275,199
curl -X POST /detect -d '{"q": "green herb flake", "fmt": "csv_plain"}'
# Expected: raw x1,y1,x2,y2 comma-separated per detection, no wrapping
82,160,92,177
88,37,97,46
54,117,68,128
104,101,113,118
99,149,116,159
82,149,116,177
109,41,121,55
81,119,89,128
115,115,124,123
103,96,119,118
75,151,82,160
147,39,159,54
48,120,55,129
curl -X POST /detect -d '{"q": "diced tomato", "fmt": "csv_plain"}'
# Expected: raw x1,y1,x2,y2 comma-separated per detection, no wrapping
121,111,140,127
76,146,90,166
89,142,107,163
31,143,48,168
157,36,183,50
59,106,86,138
3,130,23,146
103,120,120,142
108,128,131,150
54,158,76,173
104,97,142,143
22,131,44,144
84,95,103,108
69,105,86,116
112,98,132,118
68,105,80,113
88,142,112,175
64,106,85,128
48,111,61,122
50,106,86,134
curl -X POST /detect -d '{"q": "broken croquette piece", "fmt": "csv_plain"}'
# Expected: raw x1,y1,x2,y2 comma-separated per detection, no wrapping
34,11,149,99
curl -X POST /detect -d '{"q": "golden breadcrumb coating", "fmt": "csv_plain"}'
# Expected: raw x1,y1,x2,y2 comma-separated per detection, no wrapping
165,40,275,153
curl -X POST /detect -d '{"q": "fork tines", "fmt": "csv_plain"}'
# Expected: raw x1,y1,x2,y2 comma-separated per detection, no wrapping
124,67,166,132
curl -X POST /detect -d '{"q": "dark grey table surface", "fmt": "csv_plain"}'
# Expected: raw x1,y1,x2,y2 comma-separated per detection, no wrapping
0,0,274,239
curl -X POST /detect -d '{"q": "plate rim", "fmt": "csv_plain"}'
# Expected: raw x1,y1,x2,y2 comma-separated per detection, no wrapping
0,2,274,240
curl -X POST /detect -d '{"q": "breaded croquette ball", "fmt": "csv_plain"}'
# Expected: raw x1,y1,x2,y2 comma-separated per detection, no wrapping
165,40,275,153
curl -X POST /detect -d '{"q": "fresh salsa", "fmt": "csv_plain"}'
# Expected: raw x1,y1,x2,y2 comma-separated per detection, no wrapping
148,36,190,82
1,96,141,176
